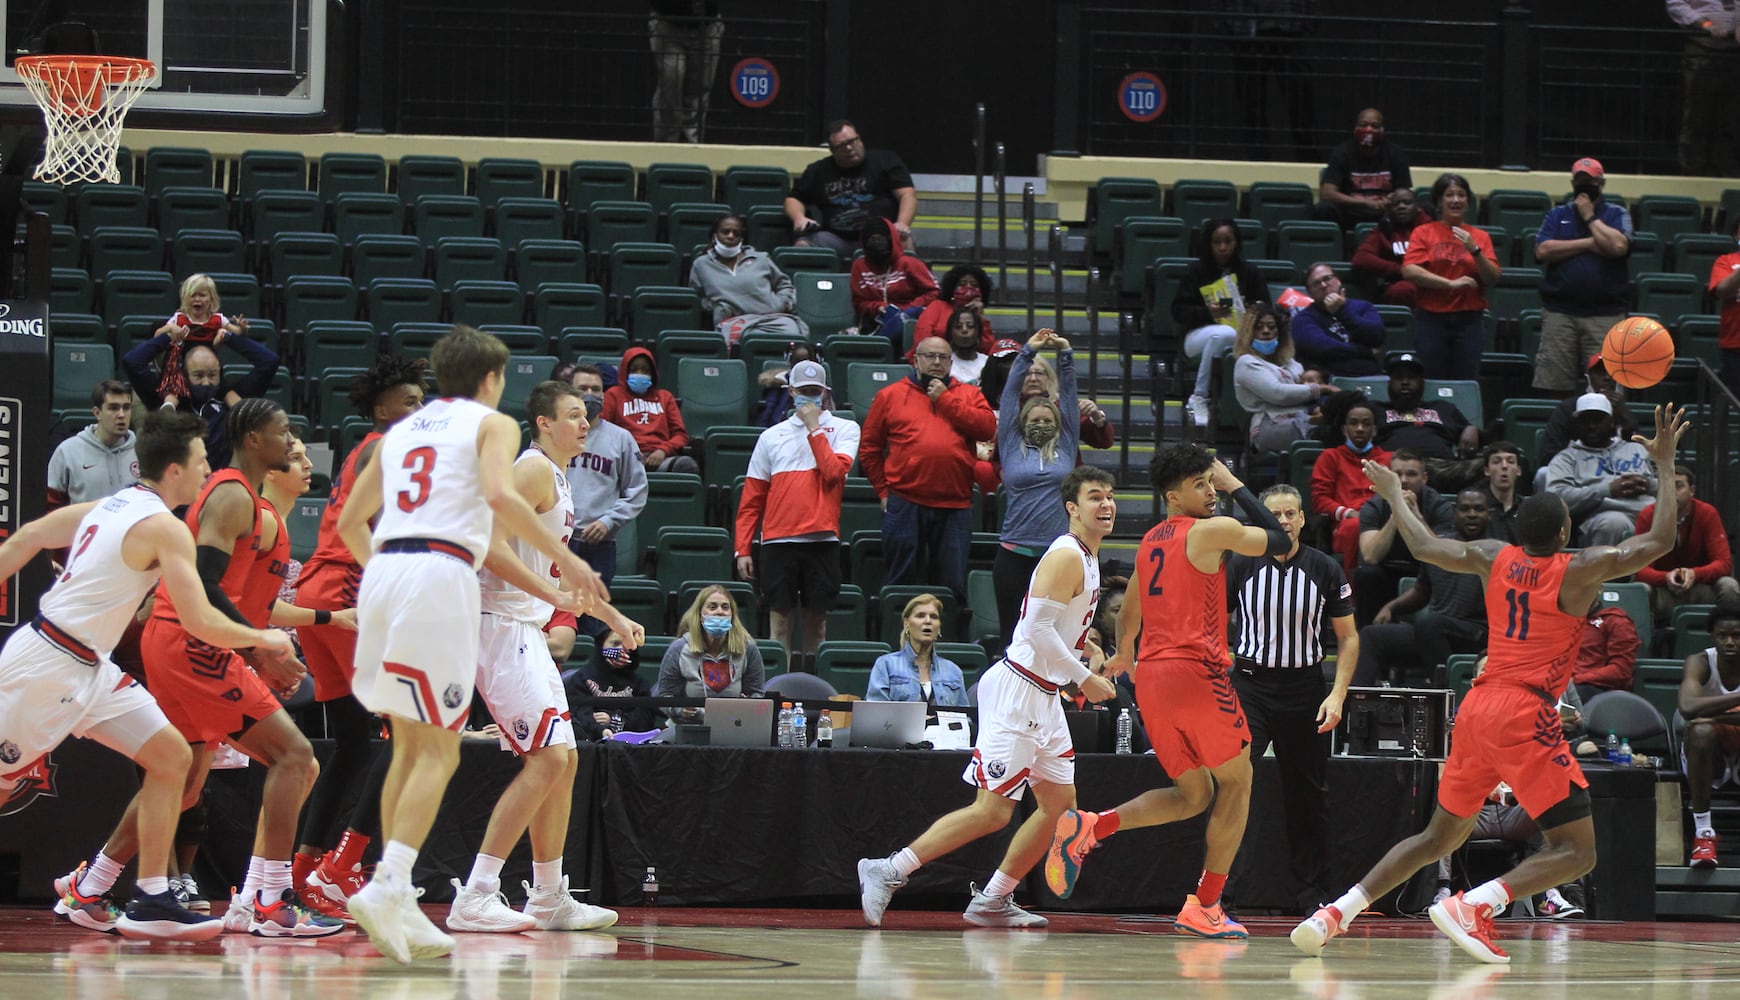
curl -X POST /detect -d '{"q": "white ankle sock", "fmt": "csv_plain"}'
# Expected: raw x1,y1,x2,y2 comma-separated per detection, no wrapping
891,848,921,878
1332,884,1371,921
378,841,418,886
256,860,292,905
78,852,126,896
137,875,170,896
1693,811,1714,837
532,859,562,892
239,855,266,902
1463,878,1511,911
983,870,1020,899
466,853,505,891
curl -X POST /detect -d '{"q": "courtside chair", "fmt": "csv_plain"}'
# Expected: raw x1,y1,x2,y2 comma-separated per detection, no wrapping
317,153,388,204
143,146,216,202
413,195,486,243
493,197,565,250
533,283,607,340
449,280,525,328
74,184,148,237
351,234,426,285
432,236,507,291
393,155,466,206
1091,177,1162,257
1117,216,1190,297
171,230,247,276
333,192,405,245
87,226,163,276
514,240,588,293
269,232,343,283
99,270,177,325
236,150,309,202
1244,181,1315,231
627,286,703,340
673,357,749,439
476,158,547,208
644,163,716,217
156,186,232,237
1633,195,1705,245
721,166,791,216
281,275,359,336
249,190,324,246
364,278,441,330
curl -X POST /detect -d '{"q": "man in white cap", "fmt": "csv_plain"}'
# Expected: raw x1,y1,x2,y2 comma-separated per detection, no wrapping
735,359,862,658
1532,156,1632,399
1543,392,1657,547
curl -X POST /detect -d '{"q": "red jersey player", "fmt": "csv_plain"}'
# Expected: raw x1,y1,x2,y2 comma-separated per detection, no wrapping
1293,404,1686,965
1045,443,1292,939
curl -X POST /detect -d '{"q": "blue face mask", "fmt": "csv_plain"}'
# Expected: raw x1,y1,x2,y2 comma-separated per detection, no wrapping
793,392,823,409
626,373,654,394
701,615,733,636
1251,337,1279,356
1346,436,1375,453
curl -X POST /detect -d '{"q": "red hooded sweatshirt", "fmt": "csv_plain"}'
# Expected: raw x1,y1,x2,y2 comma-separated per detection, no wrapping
850,217,939,322
602,345,689,456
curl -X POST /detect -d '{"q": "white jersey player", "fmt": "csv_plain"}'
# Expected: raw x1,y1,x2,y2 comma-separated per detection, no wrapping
449,380,640,935
854,467,1119,929
0,411,293,941
338,327,610,965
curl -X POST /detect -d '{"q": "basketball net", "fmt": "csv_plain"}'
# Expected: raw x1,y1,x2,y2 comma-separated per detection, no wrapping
14,56,156,186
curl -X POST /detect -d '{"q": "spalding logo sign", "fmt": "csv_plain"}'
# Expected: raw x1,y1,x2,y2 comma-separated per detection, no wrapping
0,303,45,338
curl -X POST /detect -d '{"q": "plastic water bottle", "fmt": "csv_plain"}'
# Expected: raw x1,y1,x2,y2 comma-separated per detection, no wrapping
1605,730,1619,763
1115,708,1134,754
817,709,833,748
792,702,808,748
641,866,659,907
1618,737,1633,767
777,703,792,748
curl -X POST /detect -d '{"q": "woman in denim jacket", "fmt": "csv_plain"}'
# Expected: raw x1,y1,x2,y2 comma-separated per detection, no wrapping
865,593,969,708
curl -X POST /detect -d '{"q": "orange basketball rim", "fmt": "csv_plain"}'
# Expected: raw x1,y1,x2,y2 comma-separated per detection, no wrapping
14,55,157,186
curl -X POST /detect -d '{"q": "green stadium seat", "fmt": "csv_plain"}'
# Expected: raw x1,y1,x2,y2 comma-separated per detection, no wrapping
677,580,759,635
1091,177,1162,257
1274,220,1344,274
393,155,465,206
665,202,730,255
99,270,176,324
816,641,892,699
1673,604,1716,660
673,356,748,438
211,273,261,318
287,497,325,561
23,180,68,225
1117,216,1190,297
1482,189,1552,238
317,153,388,203
52,343,115,408
387,323,447,361
608,241,681,304
450,280,525,328
156,186,231,237
1424,379,1483,426
1633,658,1684,729
1245,181,1315,231
50,312,106,346
745,204,793,251
1625,230,1664,278
645,473,707,532
171,229,246,276
1676,315,1721,368
534,283,607,340
351,234,426,285
653,525,731,593
476,157,546,207
645,163,715,216
249,190,324,244
821,583,868,642
143,146,215,200
628,286,703,340
1598,582,1653,657
499,354,557,419
657,333,728,389
365,278,440,330
1635,272,1705,319
237,150,308,201
701,426,760,494
413,195,485,242
609,577,670,635
720,165,790,216
557,326,629,362
844,362,911,419
88,226,164,275
1633,195,1704,244
333,192,405,245
493,197,565,249
433,236,507,290
877,586,959,645
478,325,548,356
849,531,887,597
769,245,841,275
1169,179,1239,229
303,321,381,375
515,240,588,293
283,275,359,333
269,232,343,282
792,271,855,336
1487,267,1542,322
45,224,78,269
1673,232,1729,282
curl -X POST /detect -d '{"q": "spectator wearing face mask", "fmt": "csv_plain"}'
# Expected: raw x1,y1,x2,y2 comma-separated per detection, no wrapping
657,585,766,725
755,342,819,427
120,330,280,470
603,346,700,473
850,217,938,342
913,265,995,349
689,212,808,346
1313,108,1413,229
1232,303,1337,453
1311,397,1392,572
1532,157,1633,400
568,626,660,741
561,363,648,600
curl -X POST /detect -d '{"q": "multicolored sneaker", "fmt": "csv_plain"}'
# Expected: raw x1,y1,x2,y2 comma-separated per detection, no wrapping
1045,809,1099,899
522,877,618,931
1173,893,1247,939
249,887,347,938
1428,891,1510,964
308,854,370,902
53,864,121,935
297,882,355,925
1289,904,1346,956
117,889,224,942
1537,886,1584,919
1690,832,1719,869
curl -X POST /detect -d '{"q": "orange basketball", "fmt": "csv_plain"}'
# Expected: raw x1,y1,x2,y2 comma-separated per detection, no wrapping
1601,317,1675,389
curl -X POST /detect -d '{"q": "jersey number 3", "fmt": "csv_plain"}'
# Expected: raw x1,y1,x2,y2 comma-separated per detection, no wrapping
396,446,437,512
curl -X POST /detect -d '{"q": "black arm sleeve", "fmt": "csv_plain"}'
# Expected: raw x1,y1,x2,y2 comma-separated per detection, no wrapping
195,544,254,627
1229,487,1293,556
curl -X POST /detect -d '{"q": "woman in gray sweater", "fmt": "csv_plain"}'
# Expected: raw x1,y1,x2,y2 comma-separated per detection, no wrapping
657,584,766,724
991,328,1081,647
1231,303,1336,453
688,213,808,346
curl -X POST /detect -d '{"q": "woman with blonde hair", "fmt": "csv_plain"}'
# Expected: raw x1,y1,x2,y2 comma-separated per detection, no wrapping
1232,302,1335,453
656,585,765,721
866,594,968,707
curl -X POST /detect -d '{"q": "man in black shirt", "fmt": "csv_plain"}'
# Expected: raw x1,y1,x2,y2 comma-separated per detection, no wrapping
1225,484,1357,915
1313,108,1412,228
1354,487,1492,687
1372,353,1476,462
1355,448,1453,628
1476,441,1526,544
785,119,917,257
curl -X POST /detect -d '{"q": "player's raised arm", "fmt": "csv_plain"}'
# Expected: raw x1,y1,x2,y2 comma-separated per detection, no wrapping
1568,403,1689,585
1363,458,1501,576
0,502,100,580
1191,459,1291,558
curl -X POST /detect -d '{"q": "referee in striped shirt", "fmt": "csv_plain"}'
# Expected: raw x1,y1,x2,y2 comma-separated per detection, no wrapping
1224,484,1358,915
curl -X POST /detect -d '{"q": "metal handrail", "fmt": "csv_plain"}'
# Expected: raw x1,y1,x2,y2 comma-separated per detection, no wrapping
1024,183,1037,334
994,142,1007,297
971,103,985,266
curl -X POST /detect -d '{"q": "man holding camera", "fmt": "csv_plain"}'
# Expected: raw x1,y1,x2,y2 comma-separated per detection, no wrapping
859,336,998,601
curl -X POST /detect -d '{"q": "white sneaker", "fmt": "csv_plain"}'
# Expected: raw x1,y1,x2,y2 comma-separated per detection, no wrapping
221,889,254,933
521,877,618,930
1433,884,1453,907
963,884,1047,928
446,877,536,933
857,857,906,928
1187,394,1210,427
404,887,456,959
348,878,413,964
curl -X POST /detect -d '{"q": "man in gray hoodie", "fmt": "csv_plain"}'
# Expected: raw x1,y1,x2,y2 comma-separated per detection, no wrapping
563,364,648,613
47,379,138,510
1544,392,1656,547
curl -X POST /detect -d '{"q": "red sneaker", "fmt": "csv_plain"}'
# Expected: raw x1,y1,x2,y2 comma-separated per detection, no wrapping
1428,891,1509,964
308,853,370,902
296,882,355,925
1690,833,1718,869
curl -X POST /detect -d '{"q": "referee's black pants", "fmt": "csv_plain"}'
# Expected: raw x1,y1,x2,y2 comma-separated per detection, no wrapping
1227,664,1332,915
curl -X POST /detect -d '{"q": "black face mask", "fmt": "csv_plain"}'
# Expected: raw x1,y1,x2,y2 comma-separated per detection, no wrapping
582,394,604,423
1573,182,1601,202
187,383,220,406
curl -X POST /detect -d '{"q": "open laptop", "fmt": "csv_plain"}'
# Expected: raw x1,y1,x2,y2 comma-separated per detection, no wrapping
703,698,775,747
848,700,929,749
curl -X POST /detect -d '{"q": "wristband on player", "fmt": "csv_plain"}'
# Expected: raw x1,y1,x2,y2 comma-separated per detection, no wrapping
313,609,332,626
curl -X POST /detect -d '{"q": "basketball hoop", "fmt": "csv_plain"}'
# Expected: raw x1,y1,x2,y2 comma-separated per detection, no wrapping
14,55,156,186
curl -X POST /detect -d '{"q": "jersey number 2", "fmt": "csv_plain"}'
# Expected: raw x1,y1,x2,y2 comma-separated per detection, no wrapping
1503,588,1531,640
1146,548,1164,596
396,446,436,512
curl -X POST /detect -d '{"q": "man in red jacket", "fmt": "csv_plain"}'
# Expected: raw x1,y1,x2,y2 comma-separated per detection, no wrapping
1634,464,1740,624
1310,399,1391,572
1571,600,1640,702
860,337,998,599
